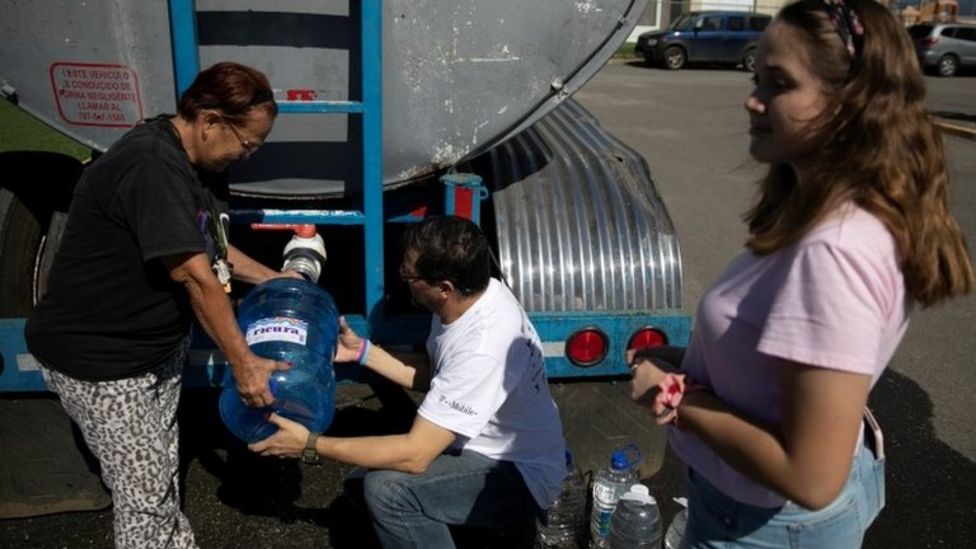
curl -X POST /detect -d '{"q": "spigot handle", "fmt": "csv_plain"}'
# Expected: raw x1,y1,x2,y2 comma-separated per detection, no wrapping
250,223,317,237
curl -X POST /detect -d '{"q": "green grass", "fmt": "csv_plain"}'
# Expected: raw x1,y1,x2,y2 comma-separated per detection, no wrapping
0,99,90,160
612,42,639,59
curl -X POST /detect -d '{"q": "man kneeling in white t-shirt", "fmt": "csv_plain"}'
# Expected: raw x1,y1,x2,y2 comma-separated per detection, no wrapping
250,215,567,548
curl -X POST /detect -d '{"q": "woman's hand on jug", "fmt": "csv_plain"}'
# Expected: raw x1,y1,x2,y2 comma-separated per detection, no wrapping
234,354,290,408
248,413,308,458
334,316,364,363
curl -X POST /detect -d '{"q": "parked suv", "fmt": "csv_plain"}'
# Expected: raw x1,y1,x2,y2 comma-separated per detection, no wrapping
909,22,976,77
635,11,772,71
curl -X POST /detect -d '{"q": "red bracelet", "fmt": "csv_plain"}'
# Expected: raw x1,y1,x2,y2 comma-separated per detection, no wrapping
655,373,709,429
659,374,686,408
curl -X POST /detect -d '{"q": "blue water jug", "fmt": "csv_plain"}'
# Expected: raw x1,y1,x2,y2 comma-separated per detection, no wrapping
219,277,340,443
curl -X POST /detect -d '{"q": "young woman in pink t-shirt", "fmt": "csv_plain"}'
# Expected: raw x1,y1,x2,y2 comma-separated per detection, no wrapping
629,1,974,546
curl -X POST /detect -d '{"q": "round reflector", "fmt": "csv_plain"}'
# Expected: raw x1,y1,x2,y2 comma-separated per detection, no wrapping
627,327,668,351
566,328,608,367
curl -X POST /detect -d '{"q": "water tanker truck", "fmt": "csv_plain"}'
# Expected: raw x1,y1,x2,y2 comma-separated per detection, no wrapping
0,0,689,517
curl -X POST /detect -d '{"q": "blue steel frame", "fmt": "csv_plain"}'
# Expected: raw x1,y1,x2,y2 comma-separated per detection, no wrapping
170,0,385,324
0,0,692,392
1,312,691,391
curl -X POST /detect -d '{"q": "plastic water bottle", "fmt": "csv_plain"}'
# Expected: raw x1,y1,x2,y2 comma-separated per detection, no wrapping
608,484,662,548
219,277,340,443
663,508,687,549
589,445,641,548
536,450,587,548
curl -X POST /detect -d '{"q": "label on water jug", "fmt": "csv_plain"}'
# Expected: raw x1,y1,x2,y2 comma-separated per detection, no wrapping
245,317,309,345
594,508,613,538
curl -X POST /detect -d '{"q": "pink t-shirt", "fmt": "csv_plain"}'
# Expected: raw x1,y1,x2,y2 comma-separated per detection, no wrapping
669,204,911,507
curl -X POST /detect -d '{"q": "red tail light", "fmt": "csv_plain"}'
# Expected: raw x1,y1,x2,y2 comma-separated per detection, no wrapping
627,327,668,351
924,37,938,47
566,328,608,366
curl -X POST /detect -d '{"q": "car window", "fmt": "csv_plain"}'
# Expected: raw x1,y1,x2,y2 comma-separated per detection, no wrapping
728,16,745,32
954,27,976,42
668,14,692,31
941,27,957,38
700,16,723,31
908,24,934,39
749,17,770,31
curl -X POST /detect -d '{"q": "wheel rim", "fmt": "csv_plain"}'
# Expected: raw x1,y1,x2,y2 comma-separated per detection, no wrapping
744,52,756,72
665,49,683,69
939,57,956,76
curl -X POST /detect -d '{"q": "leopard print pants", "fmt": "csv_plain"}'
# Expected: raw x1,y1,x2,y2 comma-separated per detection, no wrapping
41,339,197,549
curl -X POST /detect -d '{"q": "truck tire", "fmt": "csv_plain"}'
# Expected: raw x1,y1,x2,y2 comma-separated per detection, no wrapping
33,212,68,304
0,153,109,519
0,152,82,316
551,380,666,480
0,189,42,316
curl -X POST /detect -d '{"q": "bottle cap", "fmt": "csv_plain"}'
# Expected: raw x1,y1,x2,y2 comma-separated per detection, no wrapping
610,443,641,470
619,484,655,505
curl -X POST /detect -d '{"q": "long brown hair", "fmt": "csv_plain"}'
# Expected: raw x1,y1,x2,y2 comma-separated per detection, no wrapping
745,0,973,306
177,62,278,123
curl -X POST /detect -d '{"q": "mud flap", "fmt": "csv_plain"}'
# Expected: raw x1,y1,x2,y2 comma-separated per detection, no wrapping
0,397,111,518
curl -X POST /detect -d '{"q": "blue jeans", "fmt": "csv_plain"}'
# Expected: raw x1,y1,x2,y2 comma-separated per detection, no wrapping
682,436,885,548
363,450,540,549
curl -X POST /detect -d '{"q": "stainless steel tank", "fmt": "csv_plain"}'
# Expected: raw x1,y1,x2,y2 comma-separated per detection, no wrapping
0,0,647,197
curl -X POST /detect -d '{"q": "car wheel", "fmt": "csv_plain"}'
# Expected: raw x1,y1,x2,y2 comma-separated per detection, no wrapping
663,46,686,70
742,48,758,72
937,54,958,77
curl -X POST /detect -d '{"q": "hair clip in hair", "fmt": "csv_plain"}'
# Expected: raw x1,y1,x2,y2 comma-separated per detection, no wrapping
822,0,864,58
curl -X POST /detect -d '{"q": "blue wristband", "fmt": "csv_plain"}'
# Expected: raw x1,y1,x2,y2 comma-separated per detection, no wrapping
357,340,372,366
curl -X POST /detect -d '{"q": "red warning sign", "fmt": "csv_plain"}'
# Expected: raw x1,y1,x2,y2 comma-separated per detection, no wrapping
49,62,143,128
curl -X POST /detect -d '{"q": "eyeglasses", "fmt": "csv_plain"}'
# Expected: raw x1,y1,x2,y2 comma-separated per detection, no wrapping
398,262,426,283
221,117,260,157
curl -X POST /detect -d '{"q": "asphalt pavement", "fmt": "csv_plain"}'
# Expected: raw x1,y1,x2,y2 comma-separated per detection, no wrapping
926,71,976,139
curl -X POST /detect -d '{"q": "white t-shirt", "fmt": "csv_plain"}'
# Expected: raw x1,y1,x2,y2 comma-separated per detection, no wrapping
418,278,567,508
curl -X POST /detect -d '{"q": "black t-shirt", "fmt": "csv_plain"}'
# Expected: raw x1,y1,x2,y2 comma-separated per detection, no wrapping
25,117,224,380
